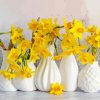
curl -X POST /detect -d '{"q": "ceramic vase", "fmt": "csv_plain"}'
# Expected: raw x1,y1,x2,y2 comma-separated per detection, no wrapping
0,50,16,91
59,54,78,91
35,45,61,91
12,62,36,91
78,61,100,92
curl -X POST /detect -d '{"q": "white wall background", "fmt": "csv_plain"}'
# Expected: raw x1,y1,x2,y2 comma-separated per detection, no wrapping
0,0,100,46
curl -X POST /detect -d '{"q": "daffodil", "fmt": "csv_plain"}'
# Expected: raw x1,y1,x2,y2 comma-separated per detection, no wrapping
10,25,24,45
36,46,52,58
69,19,86,39
7,48,20,61
78,52,95,64
29,48,40,63
72,45,87,55
40,18,53,33
86,35,100,48
33,30,49,47
16,66,34,79
61,33,78,51
88,25,97,34
52,55,62,60
63,18,73,31
0,70,16,80
50,83,64,95
28,19,41,32
17,40,32,55
9,62,20,71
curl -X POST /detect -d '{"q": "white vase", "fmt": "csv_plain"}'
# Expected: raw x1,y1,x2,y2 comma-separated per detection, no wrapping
12,62,36,91
78,61,100,92
0,50,16,91
1,50,9,70
59,54,78,91
35,45,61,91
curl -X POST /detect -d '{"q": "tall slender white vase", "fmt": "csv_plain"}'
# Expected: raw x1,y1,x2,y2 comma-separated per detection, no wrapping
0,50,16,91
35,45,61,91
59,54,78,91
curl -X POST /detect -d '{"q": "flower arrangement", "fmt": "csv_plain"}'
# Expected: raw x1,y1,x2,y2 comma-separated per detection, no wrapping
0,18,100,94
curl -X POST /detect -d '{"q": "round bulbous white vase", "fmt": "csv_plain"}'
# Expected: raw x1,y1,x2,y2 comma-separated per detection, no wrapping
0,50,17,91
59,54,78,91
35,45,61,91
78,61,100,92
12,62,36,91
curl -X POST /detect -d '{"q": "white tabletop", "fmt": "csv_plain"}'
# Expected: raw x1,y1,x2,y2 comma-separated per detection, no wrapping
0,90,99,100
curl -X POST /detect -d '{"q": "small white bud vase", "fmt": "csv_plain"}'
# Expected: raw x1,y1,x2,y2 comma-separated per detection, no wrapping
0,50,16,91
12,62,36,91
78,61,100,92
59,54,78,91
35,45,61,91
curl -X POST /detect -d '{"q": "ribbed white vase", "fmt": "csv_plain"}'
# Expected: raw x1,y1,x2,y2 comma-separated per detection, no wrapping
0,50,16,91
12,62,36,91
59,54,78,91
78,61,100,92
35,45,61,91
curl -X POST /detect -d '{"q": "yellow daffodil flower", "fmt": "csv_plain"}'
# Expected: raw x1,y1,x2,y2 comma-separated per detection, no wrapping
63,18,73,31
61,33,77,51
17,40,32,55
16,66,34,79
78,52,95,64
10,25,24,45
50,83,64,95
69,19,86,39
28,19,41,32
88,25,97,34
7,48,19,61
0,70,16,80
86,35,100,48
52,55,62,60
29,48,40,63
36,46,52,58
9,62,20,71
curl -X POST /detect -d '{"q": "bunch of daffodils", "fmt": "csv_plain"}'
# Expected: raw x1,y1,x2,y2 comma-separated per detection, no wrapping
28,18,63,58
0,40,35,80
53,19,99,65
54,19,87,61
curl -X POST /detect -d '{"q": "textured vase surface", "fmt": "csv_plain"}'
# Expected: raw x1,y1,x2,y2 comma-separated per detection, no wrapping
78,61,100,92
35,45,61,91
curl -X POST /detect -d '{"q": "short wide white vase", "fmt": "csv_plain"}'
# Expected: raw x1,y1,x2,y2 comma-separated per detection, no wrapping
35,45,61,91
78,61,100,92
12,62,36,91
0,50,16,91
59,54,78,91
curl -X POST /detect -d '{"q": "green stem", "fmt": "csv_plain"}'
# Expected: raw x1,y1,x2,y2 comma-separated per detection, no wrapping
54,25,64,29
54,39,58,55
57,36,62,41
78,37,81,46
87,47,90,52
0,31,11,35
